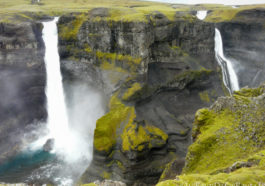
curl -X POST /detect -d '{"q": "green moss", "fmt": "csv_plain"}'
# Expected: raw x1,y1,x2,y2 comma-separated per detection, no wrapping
159,159,176,181
121,122,168,152
192,108,214,139
157,148,265,185
122,83,142,101
100,60,126,73
81,183,98,186
205,9,240,22
185,108,258,174
108,8,148,22
170,45,189,57
156,180,179,186
84,47,92,53
162,85,265,185
94,93,135,153
96,51,141,70
107,159,125,171
234,87,265,98
59,13,86,41
199,91,210,103
168,68,213,87
101,171,111,179
170,167,265,185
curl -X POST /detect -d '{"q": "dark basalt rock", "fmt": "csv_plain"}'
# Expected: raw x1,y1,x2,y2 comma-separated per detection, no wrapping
43,139,54,152
0,21,46,165
57,11,225,185
217,8,265,88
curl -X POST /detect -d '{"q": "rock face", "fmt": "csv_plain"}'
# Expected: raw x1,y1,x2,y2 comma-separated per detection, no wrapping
1,6,265,186
57,10,225,185
217,8,265,88
0,22,46,165
158,85,265,185
58,11,216,74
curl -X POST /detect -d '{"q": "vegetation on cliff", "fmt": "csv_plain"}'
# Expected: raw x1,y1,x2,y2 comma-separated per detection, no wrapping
157,85,265,185
2,0,265,23
94,93,135,153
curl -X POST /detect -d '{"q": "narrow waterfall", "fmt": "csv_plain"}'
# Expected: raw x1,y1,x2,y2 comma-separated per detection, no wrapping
214,28,239,94
42,17,72,156
196,11,207,20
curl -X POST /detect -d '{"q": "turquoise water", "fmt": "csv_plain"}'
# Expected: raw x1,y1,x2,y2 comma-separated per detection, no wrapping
0,149,56,183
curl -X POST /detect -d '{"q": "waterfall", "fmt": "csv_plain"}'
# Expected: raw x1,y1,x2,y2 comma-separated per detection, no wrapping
32,17,105,185
42,17,72,156
196,11,207,20
214,28,239,94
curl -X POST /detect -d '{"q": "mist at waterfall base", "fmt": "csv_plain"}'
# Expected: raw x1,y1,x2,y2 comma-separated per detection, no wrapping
30,17,105,184
0,18,105,185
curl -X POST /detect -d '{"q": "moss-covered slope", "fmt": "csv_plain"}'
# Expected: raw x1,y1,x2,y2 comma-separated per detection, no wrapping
157,85,265,185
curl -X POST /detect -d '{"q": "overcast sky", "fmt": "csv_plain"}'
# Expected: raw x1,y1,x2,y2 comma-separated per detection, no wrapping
142,0,265,5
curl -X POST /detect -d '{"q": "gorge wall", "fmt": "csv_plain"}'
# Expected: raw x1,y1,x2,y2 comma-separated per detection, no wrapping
0,7,265,185
0,22,46,167
217,8,265,88
58,9,225,185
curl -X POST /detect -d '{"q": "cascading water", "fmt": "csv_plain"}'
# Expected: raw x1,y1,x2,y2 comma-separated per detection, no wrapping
214,28,240,94
27,17,105,185
42,17,72,157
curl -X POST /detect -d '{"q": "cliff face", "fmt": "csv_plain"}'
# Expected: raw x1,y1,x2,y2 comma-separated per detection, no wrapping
57,9,225,185
218,8,265,88
58,9,216,73
1,6,265,186
0,22,46,164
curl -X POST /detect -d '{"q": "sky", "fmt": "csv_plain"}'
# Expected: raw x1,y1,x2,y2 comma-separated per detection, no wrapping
142,0,265,5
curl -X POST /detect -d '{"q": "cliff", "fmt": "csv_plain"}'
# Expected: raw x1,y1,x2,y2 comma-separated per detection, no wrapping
217,8,265,88
0,2,265,185
0,21,46,166
57,9,225,185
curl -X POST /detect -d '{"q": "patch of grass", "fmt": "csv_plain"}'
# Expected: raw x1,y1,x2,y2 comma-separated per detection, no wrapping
205,4,265,22
3,0,264,23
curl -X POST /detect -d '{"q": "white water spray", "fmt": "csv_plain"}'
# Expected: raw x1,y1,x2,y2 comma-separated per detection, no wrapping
30,17,105,165
42,17,71,156
196,11,207,20
215,28,240,94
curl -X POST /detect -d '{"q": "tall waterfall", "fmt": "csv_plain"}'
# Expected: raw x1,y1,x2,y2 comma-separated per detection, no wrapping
214,28,239,94
42,17,74,157
37,17,105,185
42,17,96,163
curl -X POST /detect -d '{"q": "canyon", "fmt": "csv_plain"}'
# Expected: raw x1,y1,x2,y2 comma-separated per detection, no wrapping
0,1,265,185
